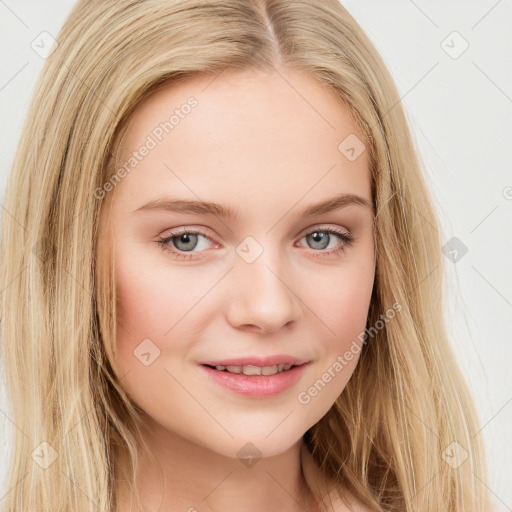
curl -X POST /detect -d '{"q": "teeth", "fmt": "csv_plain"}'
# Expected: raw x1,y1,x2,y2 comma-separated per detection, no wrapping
214,364,295,375
261,365,278,376
242,365,262,376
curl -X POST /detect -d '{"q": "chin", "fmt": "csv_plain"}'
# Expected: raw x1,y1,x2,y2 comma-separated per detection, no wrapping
192,425,306,460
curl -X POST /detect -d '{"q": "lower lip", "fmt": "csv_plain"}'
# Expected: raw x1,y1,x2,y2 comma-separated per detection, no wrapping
199,363,309,398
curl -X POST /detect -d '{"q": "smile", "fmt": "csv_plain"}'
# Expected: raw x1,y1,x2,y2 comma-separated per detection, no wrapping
204,363,296,375
199,362,309,398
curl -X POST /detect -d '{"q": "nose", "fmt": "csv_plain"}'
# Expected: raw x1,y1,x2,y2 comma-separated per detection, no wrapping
225,251,301,335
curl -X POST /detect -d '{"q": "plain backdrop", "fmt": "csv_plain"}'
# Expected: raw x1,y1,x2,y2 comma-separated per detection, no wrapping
0,0,511,509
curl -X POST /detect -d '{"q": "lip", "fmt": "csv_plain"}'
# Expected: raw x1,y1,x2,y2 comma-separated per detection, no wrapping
198,361,310,398
199,355,309,367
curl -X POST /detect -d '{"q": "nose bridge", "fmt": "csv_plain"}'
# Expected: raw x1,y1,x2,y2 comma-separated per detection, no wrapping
226,235,300,333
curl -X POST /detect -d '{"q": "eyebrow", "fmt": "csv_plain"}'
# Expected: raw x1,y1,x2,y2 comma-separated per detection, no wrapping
131,193,374,218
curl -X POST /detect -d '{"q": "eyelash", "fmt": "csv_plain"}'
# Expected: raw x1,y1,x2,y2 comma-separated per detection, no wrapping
156,226,355,261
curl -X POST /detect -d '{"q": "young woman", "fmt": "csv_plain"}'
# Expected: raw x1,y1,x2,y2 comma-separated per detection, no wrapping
0,1,489,511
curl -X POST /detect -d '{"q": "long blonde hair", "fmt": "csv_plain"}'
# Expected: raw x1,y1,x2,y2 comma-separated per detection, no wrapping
0,0,488,510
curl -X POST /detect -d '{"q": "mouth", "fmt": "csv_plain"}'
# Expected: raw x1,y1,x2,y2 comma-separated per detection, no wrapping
198,360,310,398
201,362,303,376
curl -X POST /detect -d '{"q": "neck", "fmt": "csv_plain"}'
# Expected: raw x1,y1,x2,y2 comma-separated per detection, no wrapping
114,423,318,512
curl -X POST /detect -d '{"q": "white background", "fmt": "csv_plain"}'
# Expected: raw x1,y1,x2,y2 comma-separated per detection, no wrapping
0,0,511,509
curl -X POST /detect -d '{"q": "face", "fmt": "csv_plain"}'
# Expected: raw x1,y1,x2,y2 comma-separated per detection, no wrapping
97,67,375,459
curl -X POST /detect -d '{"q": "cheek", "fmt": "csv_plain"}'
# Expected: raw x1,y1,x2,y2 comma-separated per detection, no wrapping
303,253,374,346
331,266,374,359
295,258,374,408
112,246,204,374
323,279,372,334
110,252,208,428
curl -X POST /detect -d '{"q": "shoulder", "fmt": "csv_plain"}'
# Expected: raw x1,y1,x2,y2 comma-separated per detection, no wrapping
300,441,373,512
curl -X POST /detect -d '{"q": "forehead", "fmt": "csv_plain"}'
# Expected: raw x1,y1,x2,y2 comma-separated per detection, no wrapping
123,67,365,147
112,68,371,219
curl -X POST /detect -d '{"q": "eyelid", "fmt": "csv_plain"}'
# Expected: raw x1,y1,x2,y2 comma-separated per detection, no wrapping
159,223,351,241
297,223,350,237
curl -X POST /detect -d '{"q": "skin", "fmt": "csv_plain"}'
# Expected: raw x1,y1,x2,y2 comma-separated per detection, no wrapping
97,67,376,512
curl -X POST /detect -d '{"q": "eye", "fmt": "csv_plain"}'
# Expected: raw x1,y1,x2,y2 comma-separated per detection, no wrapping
297,226,355,258
156,227,215,260
156,225,355,261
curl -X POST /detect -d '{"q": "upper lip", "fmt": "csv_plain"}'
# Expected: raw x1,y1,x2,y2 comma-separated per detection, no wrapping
200,355,310,367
